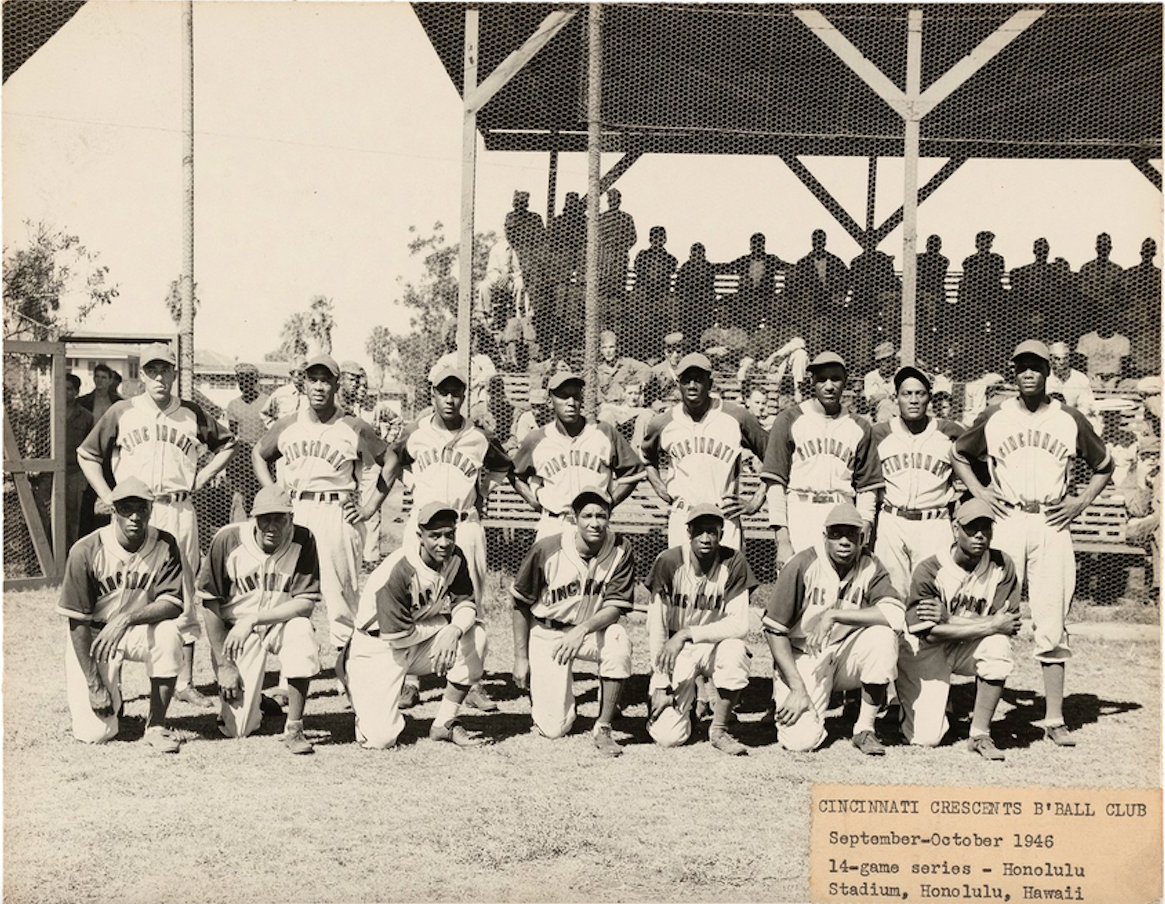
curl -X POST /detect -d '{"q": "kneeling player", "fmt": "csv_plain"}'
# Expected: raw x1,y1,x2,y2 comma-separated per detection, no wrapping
511,487,636,756
198,485,322,755
647,504,755,755
57,477,185,753
897,498,1021,760
762,503,904,755
346,502,487,749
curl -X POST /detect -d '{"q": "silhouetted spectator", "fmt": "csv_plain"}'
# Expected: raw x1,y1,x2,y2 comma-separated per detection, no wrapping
504,189,545,276
631,226,678,358
848,243,900,370
537,193,586,357
598,188,637,321
674,243,717,343
789,229,850,349
916,234,949,362
714,232,788,332
1008,237,1061,350
1079,232,1124,311
958,230,1006,371
1122,237,1161,378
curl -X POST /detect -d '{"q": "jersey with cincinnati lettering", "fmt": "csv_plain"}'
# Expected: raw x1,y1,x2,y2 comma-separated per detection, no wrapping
355,542,475,647
513,419,643,516
255,408,388,493
760,400,882,496
871,416,964,510
647,545,756,635
57,525,184,625
78,394,234,494
393,415,513,513
906,546,1019,635
196,522,321,623
952,398,1111,505
762,546,903,652
511,528,637,625
641,400,768,505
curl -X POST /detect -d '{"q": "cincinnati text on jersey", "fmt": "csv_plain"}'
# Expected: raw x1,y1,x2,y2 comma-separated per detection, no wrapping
95,569,158,596
280,439,350,469
232,570,296,595
665,436,740,465
540,449,610,479
120,423,198,457
549,576,608,606
879,452,952,480
667,587,727,613
994,429,1071,463
949,593,991,618
793,437,857,468
411,446,478,478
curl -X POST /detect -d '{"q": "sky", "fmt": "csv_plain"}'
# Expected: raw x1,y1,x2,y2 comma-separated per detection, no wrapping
3,0,1161,378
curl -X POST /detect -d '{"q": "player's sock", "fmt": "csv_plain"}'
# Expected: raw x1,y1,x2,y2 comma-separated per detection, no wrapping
711,688,742,732
853,699,880,736
968,726,990,739
435,696,460,728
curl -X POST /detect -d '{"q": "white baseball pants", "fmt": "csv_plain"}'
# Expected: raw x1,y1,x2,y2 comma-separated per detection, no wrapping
648,638,750,748
786,496,842,553
874,511,952,597
217,617,320,738
149,498,201,643
528,622,632,740
292,499,364,648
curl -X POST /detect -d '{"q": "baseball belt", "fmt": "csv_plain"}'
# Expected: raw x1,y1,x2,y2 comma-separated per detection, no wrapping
1003,500,1051,514
533,615,576,632
291,490,351,503
881,502,949,521
152,491,190,504
790,490,847,505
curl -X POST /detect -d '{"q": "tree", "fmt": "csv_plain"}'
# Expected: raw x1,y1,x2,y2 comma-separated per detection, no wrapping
163,276,200,324
365,325,394,389
2,220,119,340
307,295,335,355
271,311,311,361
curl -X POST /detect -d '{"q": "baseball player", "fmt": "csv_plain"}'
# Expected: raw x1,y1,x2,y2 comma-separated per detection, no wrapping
762,502,905,755
197,484,322,755
511,487,636,756
251,354,390,656
261,355,307,427
345,502,488,749
513,371,644,540
78,342,236,709
760,351,882,566
951,339,1114,747
646,504,755,755
897,498,1021,760
57,477,185,753
870,365,965,595
641,352,769,551
338,360,386,566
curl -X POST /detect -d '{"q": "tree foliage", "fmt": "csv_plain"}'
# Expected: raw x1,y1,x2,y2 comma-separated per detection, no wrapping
307,295,336,355
2,220,119,339
365,325,394,389
267,295,336,361
164,276,200,324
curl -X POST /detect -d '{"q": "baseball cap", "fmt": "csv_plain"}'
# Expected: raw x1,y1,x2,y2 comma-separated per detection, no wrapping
664,332,684,347
893,365,932,393
305,354,341,376
823,502,864,529
417,501,459,528
808,351,846,371
139,343,176,366
290,356,308,372
234,362,259,376
874,341,897,361
251,485,294,517
685,502,725,525
954,497,995,526
571,486,612,513
110,477,154,503
1011,340,1050,362
340,360,364,375
676,352,713,375
429,361,467,388
547,371,584,392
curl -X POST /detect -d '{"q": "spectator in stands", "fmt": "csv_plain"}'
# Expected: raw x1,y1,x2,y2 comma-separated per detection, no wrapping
597,330,650,404
1079,232,1124,311
504,189,545,285
958,231,1006,372
226,363,270,524
261,356,307,427
1047,341,1097,423
1122,238,1161,378
631,226,678,359
848,242,900,371
77,364,123,537
598,189,637,330
916,234,949,361
478,374,516,452
743,384,775,432
1009,238,1060,349
674,243,717,343
513,384,551,446
62,373,94,550
714,232,789,332
480,236,522,335
862,342,899,422
648,332,684,403
789,229,850,345
537,193,587,358
1124,435,1160,598
1096,401,1140,487
738,335,808,404
1076,322,1130,389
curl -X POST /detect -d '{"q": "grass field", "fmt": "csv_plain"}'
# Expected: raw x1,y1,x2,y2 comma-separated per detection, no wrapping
4,567,1160,904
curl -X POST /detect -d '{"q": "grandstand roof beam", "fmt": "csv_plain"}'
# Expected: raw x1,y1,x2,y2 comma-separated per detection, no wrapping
583,151,643,204
464,9,577,115
1130,156,1162,192
781,155,865,246
873,155,967,246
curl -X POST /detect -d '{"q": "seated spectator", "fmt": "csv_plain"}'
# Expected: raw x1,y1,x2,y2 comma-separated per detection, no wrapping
699,325,749,367
743,385,775,432
597,330,650,404
1076,324,1130,389
862,342,899,415
1096,400,1141,487
1047,341,1097,421
962,372,1005,425
788,229,850,342
713,232,789,332
513,384,551,446
1124,434,1160,596
674,244,717,343
598,382,652,454
737,336,808,403
1122,238,1161,378
631,227,678,359
647,332,684,403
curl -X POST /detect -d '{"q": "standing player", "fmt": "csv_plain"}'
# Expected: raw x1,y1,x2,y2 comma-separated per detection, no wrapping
762,503,904,755
78,342,236,709
897,498,1021,759
870,365,964,595
261,356,307,427
511,488,636,756
197,485,321,755
345,503,488,749
646,504,755,755
642,352,768,551
513,371,644,540
760,351,882,566
951,340,1113,746
57,478,185,752
252,354,390,658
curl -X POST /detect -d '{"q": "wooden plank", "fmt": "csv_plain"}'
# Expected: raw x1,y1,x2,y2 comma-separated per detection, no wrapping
1130,157,1162,191
465,9,577,115
457,8,480,377
3,416,54,578
899,9,923,367
4,576,56,592
51,345,67,574
3,340,61,355
781,156,866,245
873,156,967,245
2,458,59,473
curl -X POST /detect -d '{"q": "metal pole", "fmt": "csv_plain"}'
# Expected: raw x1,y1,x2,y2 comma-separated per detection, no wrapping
865,156,877,237
457,9,480,377
179,0,195,399
547,132,559,224
583,3,602,417
900,9,922,367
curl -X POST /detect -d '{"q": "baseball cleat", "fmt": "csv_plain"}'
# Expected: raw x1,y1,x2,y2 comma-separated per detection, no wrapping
851,730,886,756
694,699,713,723
268,687,290,708
399,683,421,710
175,686,216,709
283,725,314,755
1043,724,1076,747
709,728,748,756
429,719,487,748
463,686,499,712
968,736,1005,761
259,694,285,716
142,725,181,754
592,724,623,757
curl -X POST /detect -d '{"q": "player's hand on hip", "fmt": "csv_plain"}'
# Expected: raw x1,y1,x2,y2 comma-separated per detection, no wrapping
512,654,530,691
223,618,256,662
776,686,812,726
430,625,461,677
1046,496,1086,530
90,615,131,663
218,662,242,703
552,627,587,666
88,682,114,718
720,496,745,520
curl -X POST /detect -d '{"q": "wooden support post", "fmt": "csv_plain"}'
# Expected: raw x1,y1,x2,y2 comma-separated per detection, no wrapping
547,136,559,223
582,150,643,203
465,9,577,114
865,156,877,238
583,3,602,418
900,9,922,367
50,346,66,574
457,9,480,376
179,0,195,400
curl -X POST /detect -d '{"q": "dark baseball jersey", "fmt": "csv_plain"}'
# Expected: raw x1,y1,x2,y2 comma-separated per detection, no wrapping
513,420,643,516
871,417,964,510
393,415,513,513
196,522,321,623
641,400,768,505
760,400,882,495
255,409,388,493
511,529,637,625
57,525,184,624
78,394,234,494
356,544,475,647
905,547,1019,636
647,545,756,639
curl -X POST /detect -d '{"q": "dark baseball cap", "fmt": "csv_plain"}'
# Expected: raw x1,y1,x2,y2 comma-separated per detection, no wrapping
139,343,176,366
808,351,846,371
823,502,864,528
676,352,713,376
1011,340,1050,362
110,477,154,503
547,371,584,392
305,355,341,376
685,503,725,525
893,365,932,393
340,360,365,375
417,501,459,528
571,486,612,513
251,485,294,517
954,498,994,525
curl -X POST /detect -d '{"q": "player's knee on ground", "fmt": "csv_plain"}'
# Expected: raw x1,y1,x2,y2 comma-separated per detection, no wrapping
975,634,1014,682
597,623,632,680
853,624,900,685
145,620,183,679
533,708,576,740
648,705,692,748
906,712,948,749
776,710,826,753
278,617,321,679
357,717,404,750
712,638,750,692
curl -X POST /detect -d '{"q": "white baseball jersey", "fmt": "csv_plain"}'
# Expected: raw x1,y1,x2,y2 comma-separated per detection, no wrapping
905,546,1019,635
511,528,636,626
871,417,964,510
760,400,882,497
641,400,768,505
647,544,755,640
255,409,388,493
356,543,475,648
78,394,234,494
513,419,643,516
393,415,513,513
196,522,321,624
57,525,184,625
952,398,1111,505
261,383,303,428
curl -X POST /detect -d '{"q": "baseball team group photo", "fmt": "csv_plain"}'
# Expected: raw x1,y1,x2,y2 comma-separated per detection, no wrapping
3,3,1161,902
